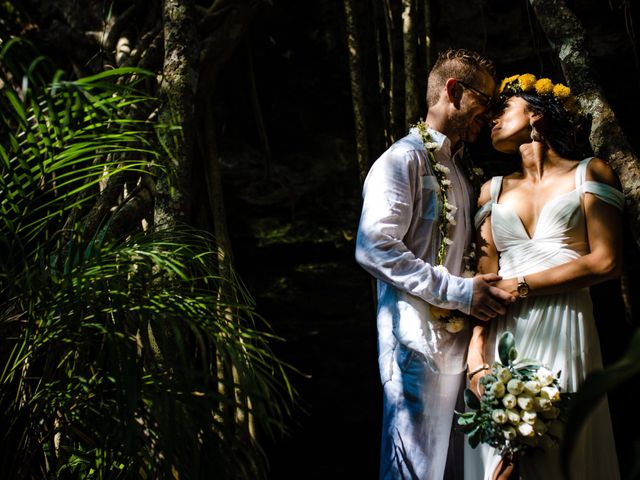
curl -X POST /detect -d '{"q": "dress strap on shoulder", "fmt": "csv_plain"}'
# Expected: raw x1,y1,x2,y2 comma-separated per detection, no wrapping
474,202,491,229
575,157,625,210
474,176,502,229
490,176,503,202
575,157,594,188
583,181,625,210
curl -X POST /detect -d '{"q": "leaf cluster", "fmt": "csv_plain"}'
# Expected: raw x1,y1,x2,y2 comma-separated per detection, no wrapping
0,39,294,479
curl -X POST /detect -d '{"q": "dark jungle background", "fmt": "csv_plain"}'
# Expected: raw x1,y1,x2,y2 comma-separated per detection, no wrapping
2,0,640,478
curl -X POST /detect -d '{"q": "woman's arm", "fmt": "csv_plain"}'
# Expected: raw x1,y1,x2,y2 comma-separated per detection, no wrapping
494,158,623,296
468,181,501,396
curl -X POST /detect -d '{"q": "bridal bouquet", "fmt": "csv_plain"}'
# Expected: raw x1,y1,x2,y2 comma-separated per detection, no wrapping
457,332,570,455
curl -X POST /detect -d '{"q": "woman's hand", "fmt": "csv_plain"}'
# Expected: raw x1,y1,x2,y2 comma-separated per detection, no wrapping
492,454,517,480
468,324,489,398
468,367,488,398
491,278,518,297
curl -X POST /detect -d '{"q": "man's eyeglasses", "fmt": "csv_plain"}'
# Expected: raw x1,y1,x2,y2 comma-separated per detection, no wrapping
457,80,493,107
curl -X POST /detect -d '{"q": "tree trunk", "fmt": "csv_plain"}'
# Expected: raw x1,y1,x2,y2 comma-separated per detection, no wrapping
423,0,433,75
155,0,199,227
529,0,640,248
344,0,370,182
402,0,419,128
529,0,640,320
383,0,401,142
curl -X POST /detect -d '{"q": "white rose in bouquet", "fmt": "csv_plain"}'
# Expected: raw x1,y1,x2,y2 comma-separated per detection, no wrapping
524,380,541,395
506,408,521,425
497,366,512,384
507,379,524,395
516,394,534,411
492,409,508,424
490,381,506,399
502,393,517,409
502,426,517,440
521,410,537,425
517,422,535,437
540,386,561,402
535,367,555,386
534,397,552,411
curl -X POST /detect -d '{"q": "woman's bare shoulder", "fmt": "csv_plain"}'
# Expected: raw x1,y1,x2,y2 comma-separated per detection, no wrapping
585,157,621,190
477,179,493,208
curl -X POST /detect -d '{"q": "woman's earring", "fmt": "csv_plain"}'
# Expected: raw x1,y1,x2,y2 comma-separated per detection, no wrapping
530,121,544,142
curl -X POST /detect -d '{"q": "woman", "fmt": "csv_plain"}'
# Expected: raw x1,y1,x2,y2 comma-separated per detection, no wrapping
464,74,623,479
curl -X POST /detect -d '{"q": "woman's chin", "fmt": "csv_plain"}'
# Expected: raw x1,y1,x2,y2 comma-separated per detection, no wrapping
491,139,518,154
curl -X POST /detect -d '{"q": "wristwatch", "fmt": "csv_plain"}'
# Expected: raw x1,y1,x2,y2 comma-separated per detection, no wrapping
517,275,530,298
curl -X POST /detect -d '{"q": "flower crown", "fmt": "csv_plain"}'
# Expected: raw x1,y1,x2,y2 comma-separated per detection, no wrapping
498,73,581,120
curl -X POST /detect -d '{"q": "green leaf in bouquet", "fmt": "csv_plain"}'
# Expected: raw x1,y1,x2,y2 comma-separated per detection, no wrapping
459,422,479,434
513,358,541,368
464,388,481,410
468,426,481,448
457,412,475,426
498,331,517,365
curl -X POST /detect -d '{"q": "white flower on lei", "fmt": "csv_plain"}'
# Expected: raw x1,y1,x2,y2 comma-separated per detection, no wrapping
445,213,457,225
433,163,450,175
444,201,457,213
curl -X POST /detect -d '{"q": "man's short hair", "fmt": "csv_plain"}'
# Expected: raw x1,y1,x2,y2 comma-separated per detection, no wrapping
426,48,496,107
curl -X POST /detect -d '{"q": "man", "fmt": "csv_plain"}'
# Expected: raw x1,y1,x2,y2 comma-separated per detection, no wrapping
355,48,515,479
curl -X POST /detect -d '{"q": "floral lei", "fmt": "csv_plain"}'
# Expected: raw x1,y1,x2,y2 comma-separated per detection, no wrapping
413,120,482,333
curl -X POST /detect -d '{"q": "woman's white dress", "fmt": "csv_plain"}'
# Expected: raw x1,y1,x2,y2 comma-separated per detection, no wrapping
464,158,622,480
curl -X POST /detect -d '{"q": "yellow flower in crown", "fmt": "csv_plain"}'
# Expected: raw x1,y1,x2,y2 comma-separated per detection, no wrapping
499,74,520,93
535,78,554,95
518,74,537,92
498,73,581,123
553,83,571,99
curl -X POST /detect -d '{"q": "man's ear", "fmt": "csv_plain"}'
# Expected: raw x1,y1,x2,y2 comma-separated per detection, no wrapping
445,78,462,107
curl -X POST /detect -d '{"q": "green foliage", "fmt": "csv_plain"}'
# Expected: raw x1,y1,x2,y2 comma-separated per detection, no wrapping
0,40,293,479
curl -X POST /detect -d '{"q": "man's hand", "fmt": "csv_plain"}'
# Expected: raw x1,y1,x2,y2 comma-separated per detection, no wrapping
470,273,516,321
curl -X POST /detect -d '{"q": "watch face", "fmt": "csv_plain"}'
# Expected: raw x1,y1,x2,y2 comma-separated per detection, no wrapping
517,283,529,296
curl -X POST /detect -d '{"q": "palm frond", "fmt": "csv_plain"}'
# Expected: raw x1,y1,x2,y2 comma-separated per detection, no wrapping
0,44,295,479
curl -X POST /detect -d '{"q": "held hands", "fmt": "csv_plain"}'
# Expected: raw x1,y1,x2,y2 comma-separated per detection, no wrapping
491,278,519,297
470,273,516,322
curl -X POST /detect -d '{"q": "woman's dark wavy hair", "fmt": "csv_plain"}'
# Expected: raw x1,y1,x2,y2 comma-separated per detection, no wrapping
514,92,591,159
